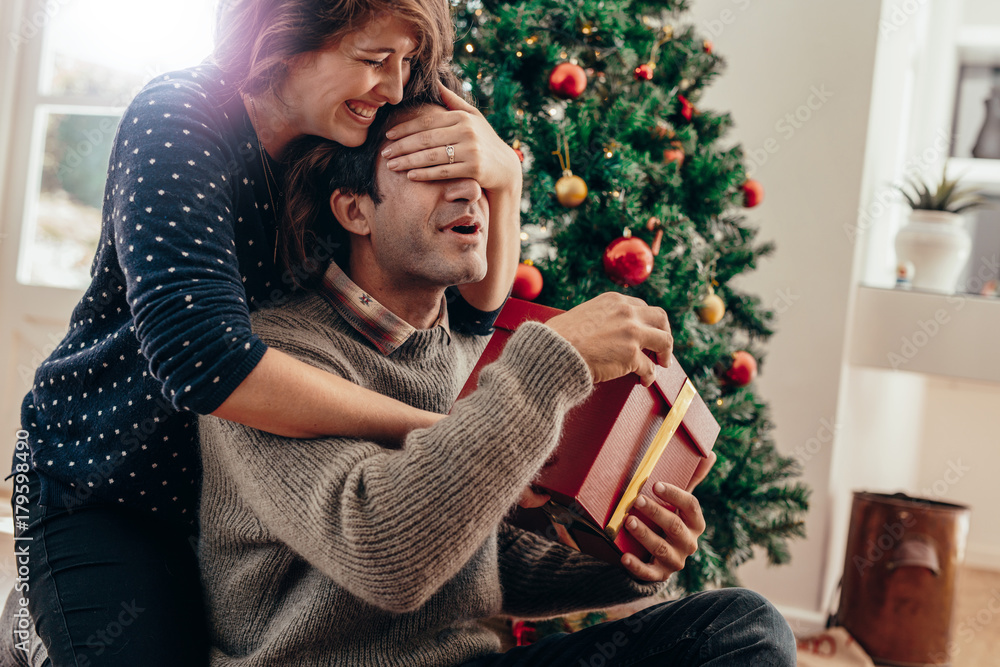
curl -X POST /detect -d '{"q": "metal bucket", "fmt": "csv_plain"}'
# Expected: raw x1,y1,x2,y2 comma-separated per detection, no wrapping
836,491,970,666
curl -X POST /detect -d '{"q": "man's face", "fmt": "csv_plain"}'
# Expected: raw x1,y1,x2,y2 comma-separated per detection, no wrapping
362,104,489,289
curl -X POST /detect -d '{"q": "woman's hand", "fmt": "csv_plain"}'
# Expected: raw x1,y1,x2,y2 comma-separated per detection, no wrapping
380,83,521,193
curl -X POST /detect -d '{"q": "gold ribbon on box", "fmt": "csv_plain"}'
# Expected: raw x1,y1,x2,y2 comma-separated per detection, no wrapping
605,378,697,539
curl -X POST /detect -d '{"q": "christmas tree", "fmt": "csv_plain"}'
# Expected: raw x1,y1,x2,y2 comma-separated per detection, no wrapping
452,0,810,593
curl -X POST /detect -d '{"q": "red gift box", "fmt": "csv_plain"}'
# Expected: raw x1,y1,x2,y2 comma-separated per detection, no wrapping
457,298,720,565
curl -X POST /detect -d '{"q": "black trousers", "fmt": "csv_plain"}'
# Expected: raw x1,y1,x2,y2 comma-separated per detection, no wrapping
11,469,208,666
460,588,796,667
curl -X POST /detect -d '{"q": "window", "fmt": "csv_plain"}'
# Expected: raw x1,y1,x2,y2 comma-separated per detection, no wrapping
14,0,215,289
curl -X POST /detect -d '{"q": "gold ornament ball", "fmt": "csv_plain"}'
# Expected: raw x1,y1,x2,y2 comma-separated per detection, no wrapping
556,174,588,208
698,293,725,324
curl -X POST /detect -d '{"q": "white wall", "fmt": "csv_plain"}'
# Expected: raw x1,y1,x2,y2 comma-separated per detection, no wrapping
916,377,1000,570
683,0,883,613
964,0,1000,25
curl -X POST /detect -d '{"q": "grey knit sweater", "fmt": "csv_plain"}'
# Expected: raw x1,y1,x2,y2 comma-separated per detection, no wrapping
198,292,666,666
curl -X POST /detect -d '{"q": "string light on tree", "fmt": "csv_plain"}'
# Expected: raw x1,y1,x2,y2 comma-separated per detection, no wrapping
634,63,655,81
651,119,675,140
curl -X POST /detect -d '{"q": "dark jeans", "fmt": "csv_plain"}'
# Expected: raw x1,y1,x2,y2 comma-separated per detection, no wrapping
11,469,208,666
462,588,797,667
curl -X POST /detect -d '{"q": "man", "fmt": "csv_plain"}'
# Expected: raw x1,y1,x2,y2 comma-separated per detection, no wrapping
197,84,797,666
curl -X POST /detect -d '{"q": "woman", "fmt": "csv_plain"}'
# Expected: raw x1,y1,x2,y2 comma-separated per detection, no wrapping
12,0,522,664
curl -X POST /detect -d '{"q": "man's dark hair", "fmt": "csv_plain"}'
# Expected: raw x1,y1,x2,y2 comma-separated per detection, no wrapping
279,72,465,286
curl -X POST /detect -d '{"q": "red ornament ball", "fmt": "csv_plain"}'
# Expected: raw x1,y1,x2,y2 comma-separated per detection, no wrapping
548,62,588,99
603,235,654,287
633,63,655,81
741,179,765,207
726,351,758,387
703,40,714,54
512,262,543,301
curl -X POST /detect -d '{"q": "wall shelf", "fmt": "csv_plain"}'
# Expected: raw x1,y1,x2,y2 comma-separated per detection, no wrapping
947,158,1000,194
849,285,1000,384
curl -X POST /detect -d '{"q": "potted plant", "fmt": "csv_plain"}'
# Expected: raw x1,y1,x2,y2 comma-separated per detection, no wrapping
894,168,988,293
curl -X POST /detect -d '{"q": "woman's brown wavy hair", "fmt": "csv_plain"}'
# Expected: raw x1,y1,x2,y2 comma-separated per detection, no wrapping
212,0,454,101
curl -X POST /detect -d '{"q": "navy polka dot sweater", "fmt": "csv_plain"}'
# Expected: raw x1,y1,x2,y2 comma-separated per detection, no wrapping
18,62,499,527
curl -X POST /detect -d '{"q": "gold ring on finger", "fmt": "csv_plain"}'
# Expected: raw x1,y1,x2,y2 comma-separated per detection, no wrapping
445,144,455,164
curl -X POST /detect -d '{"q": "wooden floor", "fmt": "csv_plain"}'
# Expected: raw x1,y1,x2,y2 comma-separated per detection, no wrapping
950,566,1000,667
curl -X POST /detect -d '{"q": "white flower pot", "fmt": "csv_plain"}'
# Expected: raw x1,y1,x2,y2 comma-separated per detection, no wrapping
893,210,971,293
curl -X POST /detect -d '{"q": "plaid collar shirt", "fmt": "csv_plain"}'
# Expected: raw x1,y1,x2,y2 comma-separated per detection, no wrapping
317,261,450,356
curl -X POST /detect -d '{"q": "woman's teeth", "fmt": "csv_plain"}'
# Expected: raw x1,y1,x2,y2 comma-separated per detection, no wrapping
346,101,376,118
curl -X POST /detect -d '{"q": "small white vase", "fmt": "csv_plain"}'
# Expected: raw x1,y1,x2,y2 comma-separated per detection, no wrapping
894,210,971,293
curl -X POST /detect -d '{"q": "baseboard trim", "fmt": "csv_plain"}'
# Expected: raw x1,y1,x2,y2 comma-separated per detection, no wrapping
965,543,1000,572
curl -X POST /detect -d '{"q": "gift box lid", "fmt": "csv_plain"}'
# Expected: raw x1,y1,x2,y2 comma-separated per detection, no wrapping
458,298,719,457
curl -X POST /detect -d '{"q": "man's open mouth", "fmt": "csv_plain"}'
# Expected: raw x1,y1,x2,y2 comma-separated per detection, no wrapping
442,217,482,236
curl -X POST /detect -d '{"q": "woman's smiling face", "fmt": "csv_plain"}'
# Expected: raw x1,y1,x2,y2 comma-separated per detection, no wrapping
280,15,419,148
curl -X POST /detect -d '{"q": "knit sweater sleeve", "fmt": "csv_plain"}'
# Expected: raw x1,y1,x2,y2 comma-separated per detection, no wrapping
495,522,666,618
199,321,593,614
110,75,266,414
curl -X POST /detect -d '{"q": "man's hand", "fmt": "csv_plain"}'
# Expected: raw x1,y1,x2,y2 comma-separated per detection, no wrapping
545,292,673,387
620,482,707,582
